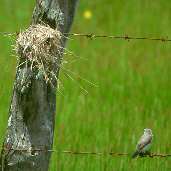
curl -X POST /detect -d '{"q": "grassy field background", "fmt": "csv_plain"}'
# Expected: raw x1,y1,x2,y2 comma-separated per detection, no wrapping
0,0,171,170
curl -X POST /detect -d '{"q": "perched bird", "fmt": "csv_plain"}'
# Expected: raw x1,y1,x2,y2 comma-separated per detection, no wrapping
131,128,153,158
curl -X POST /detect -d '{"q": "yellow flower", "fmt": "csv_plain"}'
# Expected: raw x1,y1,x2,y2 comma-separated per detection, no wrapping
83,11,92,19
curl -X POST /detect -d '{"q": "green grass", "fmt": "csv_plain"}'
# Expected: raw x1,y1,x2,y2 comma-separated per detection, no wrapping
0,0,171,170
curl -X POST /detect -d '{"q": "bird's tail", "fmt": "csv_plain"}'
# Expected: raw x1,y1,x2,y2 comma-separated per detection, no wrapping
131,151,139,158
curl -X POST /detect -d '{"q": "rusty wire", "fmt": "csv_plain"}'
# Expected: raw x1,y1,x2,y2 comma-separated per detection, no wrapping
0,31,170,42
0,30,171,158
64,33,171,42
1,147,171,158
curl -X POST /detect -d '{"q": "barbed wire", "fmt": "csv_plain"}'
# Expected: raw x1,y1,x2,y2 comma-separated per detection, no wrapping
0,30,171,159
0,31,170,42
65,33,171,42
1,147,171,158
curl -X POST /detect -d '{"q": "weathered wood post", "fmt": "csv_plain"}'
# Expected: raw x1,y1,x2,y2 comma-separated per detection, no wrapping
0,0,79,170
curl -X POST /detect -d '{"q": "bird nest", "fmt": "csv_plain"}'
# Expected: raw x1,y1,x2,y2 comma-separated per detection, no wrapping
15,24,62,85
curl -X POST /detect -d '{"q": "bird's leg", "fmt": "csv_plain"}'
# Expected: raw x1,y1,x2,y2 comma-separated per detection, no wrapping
144,151,151,156
139,151,151,157
139,152,145,157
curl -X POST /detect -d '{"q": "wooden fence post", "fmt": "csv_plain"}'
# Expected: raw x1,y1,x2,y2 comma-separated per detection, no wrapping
0,0,79,170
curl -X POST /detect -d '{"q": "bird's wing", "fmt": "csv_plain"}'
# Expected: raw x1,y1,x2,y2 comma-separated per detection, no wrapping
136,134,152,151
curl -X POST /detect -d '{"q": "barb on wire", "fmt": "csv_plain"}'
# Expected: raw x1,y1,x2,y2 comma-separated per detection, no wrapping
0,31,170,42
1,147,171,158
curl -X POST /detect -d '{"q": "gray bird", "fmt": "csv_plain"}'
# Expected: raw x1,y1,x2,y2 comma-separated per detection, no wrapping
131,128,153,158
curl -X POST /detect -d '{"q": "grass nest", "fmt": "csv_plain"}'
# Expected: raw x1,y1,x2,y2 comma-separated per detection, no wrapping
15,24,62,85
